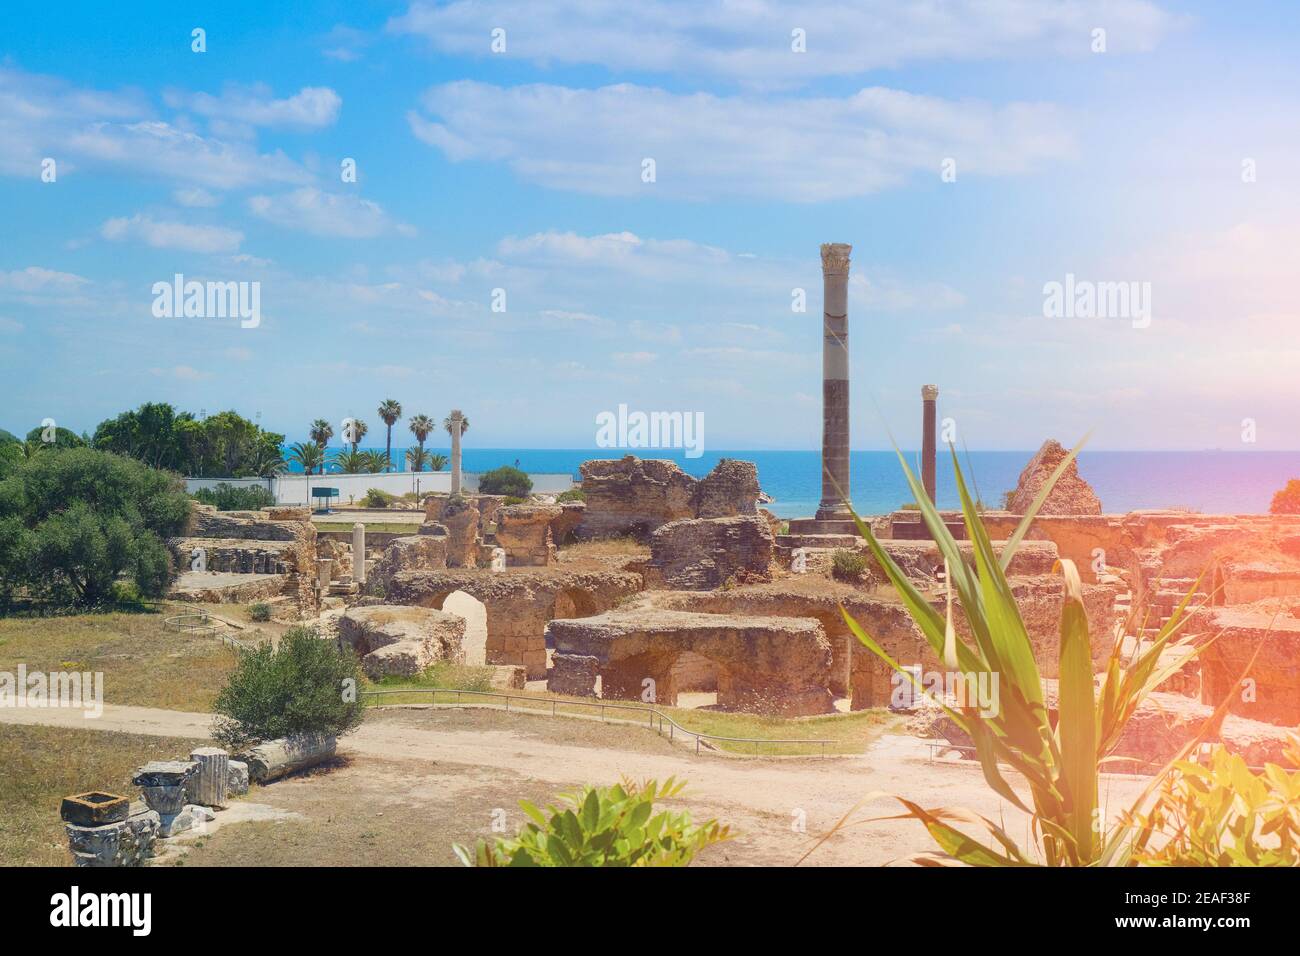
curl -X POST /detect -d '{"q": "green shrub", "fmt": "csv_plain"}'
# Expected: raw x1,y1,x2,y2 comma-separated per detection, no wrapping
362,488,396,508
556,488,585,503
831,549,867,581
212,627,364,749
0,448,191,608
478,465,532,498
454,778,729,867
503,495,527,506
249,602,271,622
192,482,275,511
1125,740,1300,865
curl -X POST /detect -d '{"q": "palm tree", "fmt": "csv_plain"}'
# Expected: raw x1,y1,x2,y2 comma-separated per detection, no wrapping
250,444,286,478
359,450,388,474
378,399,402,472
309,419,333,450
428,453,449,472
406,447,432,472
333,448,367,474
288,441,324,476
408,414,434,459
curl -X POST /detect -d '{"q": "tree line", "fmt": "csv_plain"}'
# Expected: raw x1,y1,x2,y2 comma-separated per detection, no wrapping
0,400,471,478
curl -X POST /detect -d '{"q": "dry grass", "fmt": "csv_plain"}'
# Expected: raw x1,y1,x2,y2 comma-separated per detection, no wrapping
558,537,649,562
0,725,208,866
0,608,268,712
364,682,901,756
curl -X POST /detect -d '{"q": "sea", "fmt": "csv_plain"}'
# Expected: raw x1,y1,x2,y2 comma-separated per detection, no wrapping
285,448,1300,519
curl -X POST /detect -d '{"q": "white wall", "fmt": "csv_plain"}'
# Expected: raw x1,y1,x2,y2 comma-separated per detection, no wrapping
185,471,575,505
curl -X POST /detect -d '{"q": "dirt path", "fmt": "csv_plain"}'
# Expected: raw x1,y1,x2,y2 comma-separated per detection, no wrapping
0,702,1151,865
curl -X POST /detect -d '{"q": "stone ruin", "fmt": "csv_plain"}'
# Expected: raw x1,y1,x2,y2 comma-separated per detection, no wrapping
548,609,835,716
168,504,321,618
575,456,762,540
62,732,340,866
1005,438,1103,515
321,604,466,679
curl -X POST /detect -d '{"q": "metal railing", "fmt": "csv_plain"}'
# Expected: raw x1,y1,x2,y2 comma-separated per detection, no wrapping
159,603,249,651
362,687,834,757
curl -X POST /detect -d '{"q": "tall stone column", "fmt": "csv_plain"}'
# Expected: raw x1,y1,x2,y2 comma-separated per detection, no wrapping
921,384,938,503
352,522,366,584
816,243,853,520
448,409,465,496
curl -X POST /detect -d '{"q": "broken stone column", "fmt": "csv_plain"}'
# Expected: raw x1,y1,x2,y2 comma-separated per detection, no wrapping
921,384,938,503
188,747,229,808
132,761,198,837
228,760,250,795
316,557,333,590
243,735,337,783
352,522,366,584
64,803,160,867
817,242,853,520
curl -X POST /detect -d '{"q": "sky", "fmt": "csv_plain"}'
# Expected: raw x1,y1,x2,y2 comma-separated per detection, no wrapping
2,0,1299,452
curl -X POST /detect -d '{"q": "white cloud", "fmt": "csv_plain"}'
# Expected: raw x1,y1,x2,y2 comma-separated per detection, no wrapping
0,317,24,333
165,84,342,130
174,187,221,207
410,82,1074,200
612,351,658,365
497,230,730,275
850,272,967,312
0,66,312,188
247,188,415,238
390,0,1176,82
100,214,244,253
0,267,89,292
151,365,210,381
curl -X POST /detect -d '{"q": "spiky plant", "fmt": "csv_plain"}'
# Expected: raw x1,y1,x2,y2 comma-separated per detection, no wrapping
406,447,431,472
359,450,388,474
812,439,1222,867
428,453,449,472
287,441,324,476
332,449,367,474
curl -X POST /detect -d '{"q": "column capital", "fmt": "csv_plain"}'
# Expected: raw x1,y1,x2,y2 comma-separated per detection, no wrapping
922,384,939,401
820,243,852,275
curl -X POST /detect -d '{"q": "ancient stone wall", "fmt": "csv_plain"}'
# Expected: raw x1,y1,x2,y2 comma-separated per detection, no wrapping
645,515,774,590
177,504,318,616
1005,439,1102,515
385,568,643,678
691,459,760,518
576,456,764,541
370,534,448,593
334,604,466,679
547,609,835,716
495,504,562,566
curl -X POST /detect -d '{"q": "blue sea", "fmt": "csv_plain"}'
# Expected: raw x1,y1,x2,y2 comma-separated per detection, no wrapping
287,448,1300,518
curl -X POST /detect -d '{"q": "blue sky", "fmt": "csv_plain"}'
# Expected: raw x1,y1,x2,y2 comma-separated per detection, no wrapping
3,0,1299,451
